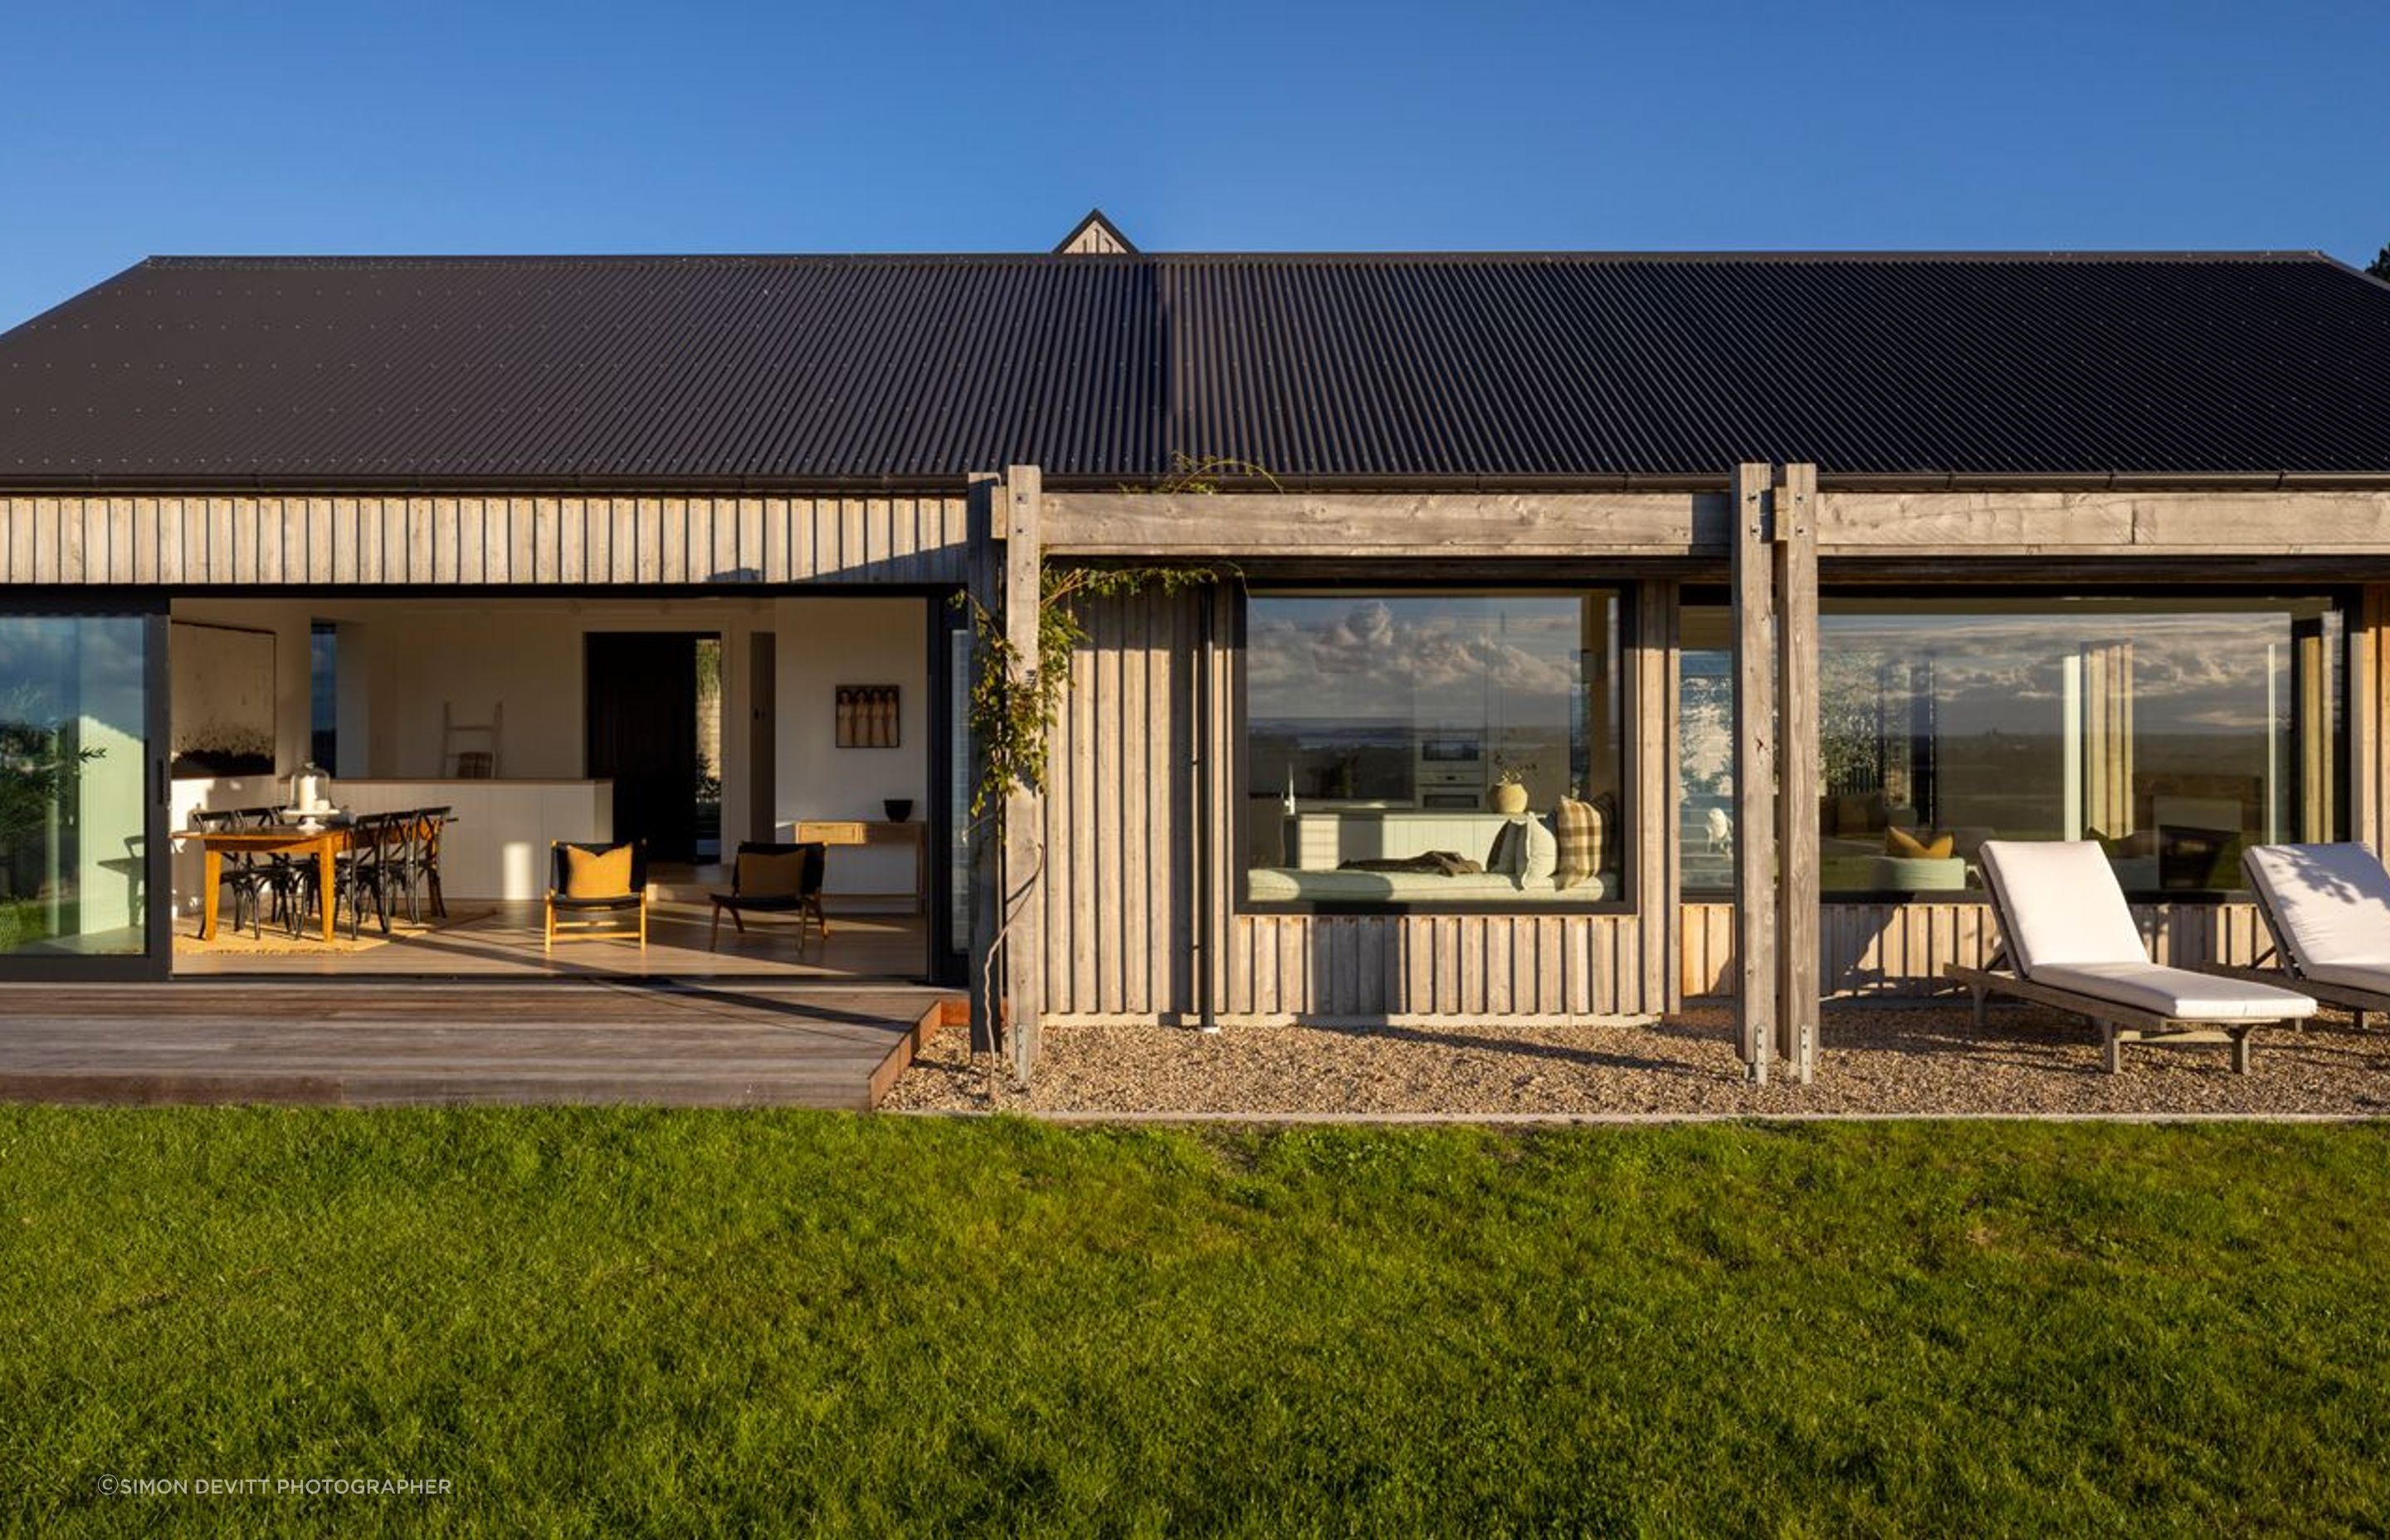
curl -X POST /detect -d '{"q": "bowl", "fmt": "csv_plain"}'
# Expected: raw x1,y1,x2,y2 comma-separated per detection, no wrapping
883,798,914,823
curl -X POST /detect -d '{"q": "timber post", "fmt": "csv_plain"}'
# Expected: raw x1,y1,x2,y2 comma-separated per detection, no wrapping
1730,462,1779,1081
1632,578,1684,1016
998,465,1046,1079
1774,463,1821,1082
2354,586,2389,854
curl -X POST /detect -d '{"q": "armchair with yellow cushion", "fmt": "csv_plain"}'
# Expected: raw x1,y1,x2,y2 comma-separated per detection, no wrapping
544,841,649,951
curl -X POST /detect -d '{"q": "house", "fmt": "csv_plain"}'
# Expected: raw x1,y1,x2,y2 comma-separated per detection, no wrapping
5,221,2390,1085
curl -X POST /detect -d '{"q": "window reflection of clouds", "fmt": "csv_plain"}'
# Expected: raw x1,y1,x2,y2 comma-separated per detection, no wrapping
1822,609,2297,734
1248,597,1583,721
0,617,146,738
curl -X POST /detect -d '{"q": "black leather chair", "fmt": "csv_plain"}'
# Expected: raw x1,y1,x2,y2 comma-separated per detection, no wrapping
706,841,827,952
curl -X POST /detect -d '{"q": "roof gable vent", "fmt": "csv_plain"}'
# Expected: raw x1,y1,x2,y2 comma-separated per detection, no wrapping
1054,208,1137,255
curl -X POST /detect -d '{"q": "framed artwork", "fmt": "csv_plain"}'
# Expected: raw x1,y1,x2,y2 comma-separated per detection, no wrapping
170,621,277,776
836,685,900,748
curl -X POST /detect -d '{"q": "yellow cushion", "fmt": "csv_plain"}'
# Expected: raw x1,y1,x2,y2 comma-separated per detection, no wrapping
1885,826,1955,860
737,850,806,898
562,844,635,899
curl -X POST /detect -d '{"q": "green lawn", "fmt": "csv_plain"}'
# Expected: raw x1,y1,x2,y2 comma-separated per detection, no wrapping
2,1112,2387,1537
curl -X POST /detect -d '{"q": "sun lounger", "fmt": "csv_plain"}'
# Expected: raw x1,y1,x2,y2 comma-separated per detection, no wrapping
1945,840,2315,1073
2241,842,2390,1027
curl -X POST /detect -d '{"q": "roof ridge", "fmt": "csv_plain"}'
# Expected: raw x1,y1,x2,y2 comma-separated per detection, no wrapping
134,248,2339,269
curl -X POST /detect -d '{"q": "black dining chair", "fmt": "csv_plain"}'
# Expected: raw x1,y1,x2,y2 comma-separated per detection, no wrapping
412,806,453,919
193,809,271,939
236,806,314,938
330,812,400,940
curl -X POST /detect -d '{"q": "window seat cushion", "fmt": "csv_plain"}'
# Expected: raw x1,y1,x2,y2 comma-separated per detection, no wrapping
1246,867,1613,904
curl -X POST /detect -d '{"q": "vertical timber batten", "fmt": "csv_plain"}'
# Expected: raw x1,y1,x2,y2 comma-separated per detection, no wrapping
0,492,973,585
1731,464,1779,1080
1775,464,1821,1081
999,467,1046,1078
2354,586,2390,855
1632,578,1684,1015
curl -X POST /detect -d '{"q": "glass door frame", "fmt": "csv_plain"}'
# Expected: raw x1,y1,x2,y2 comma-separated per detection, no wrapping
0,597,172,982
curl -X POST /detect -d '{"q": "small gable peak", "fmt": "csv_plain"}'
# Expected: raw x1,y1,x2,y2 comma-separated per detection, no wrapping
1054,209,1137,255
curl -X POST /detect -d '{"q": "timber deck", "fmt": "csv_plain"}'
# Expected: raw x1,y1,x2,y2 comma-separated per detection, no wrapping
0,982,964,1110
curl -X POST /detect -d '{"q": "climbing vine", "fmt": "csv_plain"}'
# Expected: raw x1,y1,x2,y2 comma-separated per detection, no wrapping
957,456,1268,1082
958,456,1267,820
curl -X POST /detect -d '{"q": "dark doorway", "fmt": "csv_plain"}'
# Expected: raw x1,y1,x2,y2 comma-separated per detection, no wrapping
586,632,710,861
748,632,777,846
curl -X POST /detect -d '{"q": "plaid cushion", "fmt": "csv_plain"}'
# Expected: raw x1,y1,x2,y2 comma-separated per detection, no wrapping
1554,797,1605,890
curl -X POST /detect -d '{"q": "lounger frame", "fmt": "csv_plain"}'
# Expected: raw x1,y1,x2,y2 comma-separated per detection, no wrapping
1944,876,2284,1074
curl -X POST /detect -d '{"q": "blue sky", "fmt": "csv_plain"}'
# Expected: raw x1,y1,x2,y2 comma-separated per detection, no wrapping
3,0,2386,328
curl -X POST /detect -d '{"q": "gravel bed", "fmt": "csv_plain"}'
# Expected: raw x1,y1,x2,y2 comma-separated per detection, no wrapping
882,1000,2390,1118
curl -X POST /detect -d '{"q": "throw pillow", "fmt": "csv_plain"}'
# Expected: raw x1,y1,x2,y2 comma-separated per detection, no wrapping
1553,797,1605,889
1517,816,1558,887
1885,825,1955,860
562,843,635,899
737,850,806,898
1485,822,1519,876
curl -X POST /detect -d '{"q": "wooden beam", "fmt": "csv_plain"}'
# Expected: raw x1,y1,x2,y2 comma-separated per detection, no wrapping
1730,463,1778,1081
1774,463,1820,1082
1818,488,2390,555
1042,490,1729,557
1000,465,1046,1081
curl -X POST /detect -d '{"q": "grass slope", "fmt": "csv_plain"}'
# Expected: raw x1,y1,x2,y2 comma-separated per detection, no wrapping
2,1112,2386,1536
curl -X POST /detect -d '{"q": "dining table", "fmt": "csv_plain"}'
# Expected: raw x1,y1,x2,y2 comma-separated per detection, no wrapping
176,821,358,943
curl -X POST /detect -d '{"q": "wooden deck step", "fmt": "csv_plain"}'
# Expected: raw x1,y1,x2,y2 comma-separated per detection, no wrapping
0,982,963,1110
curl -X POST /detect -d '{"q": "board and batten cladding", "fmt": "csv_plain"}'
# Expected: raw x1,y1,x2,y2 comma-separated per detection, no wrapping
0,494,972,587
1680,901,2279,1000
1036,580,1678,1025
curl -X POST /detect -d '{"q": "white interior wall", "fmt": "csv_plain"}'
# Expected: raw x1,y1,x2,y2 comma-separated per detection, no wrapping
170,598,316,776
775,597,929,895
167,596,933,899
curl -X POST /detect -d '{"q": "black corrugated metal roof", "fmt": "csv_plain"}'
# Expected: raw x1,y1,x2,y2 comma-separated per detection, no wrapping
2,250,2387,487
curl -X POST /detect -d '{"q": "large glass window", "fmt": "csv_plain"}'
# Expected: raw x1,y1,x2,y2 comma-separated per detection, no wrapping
0,615,154,958
1679,595,2344,897
1244,591,1625,909
309,621,338,773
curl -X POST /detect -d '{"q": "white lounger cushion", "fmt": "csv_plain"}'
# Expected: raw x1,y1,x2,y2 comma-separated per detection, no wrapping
1977,840,2150,972
2292,961,2390,998
2032,962,2318,1022
2242,843,2390,970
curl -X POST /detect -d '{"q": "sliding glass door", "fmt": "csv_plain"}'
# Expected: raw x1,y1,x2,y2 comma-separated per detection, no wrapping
0,609,168,978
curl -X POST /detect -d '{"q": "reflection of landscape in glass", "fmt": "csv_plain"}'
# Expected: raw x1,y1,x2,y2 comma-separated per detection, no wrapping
1822,604,2331,844
0,616,149,955
1680,598,2342,894
1247,595,1612,811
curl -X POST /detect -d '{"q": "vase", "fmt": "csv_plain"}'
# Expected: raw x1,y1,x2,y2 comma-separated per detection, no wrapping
1490,782,1529,815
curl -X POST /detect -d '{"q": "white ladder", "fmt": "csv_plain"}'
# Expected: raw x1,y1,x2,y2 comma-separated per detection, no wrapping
441,700,503,778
